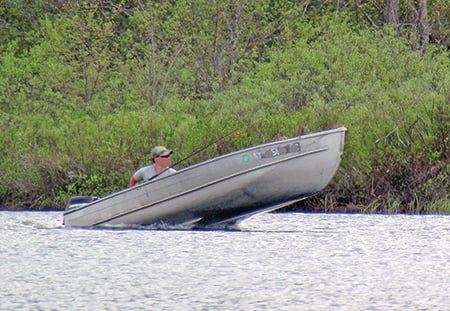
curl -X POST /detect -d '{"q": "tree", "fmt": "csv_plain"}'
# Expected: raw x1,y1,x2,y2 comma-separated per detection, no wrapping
383,0,399,25
416,0,429,52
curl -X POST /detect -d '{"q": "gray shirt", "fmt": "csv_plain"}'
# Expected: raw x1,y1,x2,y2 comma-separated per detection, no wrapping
133,165,176,184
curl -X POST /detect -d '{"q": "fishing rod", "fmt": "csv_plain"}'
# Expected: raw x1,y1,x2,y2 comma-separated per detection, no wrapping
172,130,241,167
147,130,241,182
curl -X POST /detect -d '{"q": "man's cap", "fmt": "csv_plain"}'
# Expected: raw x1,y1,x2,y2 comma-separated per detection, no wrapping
151,146,173,159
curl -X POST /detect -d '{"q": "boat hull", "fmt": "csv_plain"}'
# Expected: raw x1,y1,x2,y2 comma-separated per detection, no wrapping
63,127,346,228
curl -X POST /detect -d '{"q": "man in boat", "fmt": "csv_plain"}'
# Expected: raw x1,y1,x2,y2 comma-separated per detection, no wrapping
129,146,176,187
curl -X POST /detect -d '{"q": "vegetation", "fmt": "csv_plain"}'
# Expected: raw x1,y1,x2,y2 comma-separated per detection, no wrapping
0,0,448,213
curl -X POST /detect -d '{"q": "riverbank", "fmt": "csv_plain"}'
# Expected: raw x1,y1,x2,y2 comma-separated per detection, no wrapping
1,141,448,214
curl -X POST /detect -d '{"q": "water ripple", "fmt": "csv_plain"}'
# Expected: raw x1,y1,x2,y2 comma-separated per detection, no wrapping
0,211,449,310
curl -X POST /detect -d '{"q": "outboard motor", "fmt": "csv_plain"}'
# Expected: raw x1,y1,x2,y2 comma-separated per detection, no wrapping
65,195,99,212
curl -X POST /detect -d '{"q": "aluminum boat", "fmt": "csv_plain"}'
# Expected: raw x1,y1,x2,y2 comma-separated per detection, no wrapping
63,127,346,228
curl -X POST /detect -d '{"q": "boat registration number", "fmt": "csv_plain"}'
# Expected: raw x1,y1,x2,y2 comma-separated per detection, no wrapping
243,142,301,162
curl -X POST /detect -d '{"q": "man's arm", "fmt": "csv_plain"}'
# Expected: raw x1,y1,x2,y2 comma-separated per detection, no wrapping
129,176,138,187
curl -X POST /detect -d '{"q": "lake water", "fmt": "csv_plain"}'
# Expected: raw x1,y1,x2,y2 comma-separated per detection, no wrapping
0,211,449,310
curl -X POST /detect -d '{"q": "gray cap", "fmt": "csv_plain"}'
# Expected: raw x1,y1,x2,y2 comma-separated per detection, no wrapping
151,146,173,159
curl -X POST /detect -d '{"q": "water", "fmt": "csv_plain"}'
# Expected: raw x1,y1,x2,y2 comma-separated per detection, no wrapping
0,211,449,310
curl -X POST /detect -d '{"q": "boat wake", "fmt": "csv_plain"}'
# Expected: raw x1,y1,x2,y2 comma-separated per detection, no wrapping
65,221,245,232
17,219,64,230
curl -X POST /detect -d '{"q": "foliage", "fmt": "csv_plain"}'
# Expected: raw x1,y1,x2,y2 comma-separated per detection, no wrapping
0,1,448,212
